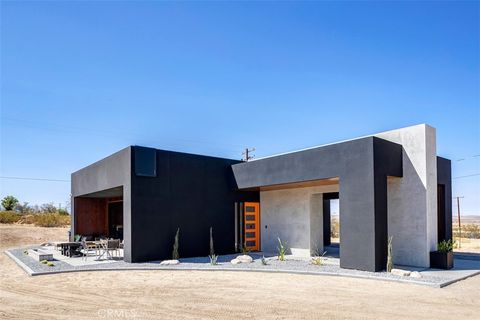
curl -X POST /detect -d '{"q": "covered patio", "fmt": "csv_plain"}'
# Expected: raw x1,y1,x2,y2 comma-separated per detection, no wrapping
73,186,124,241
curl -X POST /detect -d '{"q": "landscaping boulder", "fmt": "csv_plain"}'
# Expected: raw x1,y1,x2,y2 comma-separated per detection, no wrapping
237,255,253,263
409,271,422,279
160,259,180,265
230,255,253,264
390,268,411,277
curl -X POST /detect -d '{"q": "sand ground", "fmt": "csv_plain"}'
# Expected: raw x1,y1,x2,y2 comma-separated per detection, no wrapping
1,224,479,320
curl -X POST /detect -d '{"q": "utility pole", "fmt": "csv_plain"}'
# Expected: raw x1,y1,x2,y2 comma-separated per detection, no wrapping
242,147,255,162
454,196,464,249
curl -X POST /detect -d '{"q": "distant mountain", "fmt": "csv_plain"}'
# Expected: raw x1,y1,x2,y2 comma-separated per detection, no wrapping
453,215,480,224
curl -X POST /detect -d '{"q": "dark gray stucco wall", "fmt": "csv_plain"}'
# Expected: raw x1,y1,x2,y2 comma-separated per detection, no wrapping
129,147,259,262
437,156,452,241
71,147,133,260
232,137,403,272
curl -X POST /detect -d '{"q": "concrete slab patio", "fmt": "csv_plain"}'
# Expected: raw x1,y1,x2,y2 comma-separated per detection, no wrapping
5,246,480,288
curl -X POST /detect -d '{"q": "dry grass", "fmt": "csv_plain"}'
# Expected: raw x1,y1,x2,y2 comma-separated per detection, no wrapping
0,211,70,227
1,224,480,320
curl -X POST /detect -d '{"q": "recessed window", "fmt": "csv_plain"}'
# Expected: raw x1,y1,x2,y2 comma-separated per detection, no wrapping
134,147,156,177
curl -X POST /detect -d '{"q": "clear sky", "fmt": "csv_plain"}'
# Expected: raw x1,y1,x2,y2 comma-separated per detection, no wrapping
1,1,479,214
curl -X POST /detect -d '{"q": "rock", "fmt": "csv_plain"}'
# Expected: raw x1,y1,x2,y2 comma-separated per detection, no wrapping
230,255,253,264
409,271,422,278
160,259,179,265
237,255,253,263
390,268,411,276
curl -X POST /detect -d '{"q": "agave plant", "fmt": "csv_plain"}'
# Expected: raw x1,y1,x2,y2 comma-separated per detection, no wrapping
172,227,180,260
386,236,393,272
277,237,287,261
208,227,218,265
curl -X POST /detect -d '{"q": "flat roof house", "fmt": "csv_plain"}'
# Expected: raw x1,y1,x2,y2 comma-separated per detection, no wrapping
71,124,452,272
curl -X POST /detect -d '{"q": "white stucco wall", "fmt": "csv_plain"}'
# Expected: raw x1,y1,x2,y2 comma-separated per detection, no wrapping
260,184,339,257
375,124,437,267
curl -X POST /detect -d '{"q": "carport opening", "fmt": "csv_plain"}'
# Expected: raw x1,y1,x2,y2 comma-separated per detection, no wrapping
74,186,124,240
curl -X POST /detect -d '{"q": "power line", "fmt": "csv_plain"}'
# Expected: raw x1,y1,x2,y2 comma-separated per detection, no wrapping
0,117,246,151
0,176,70,182
453,173,480,179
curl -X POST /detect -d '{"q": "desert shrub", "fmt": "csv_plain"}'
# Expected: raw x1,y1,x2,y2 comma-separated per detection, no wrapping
15,202,33,214
47,262,55,267
57,208,70,216
32,213,70,227
0,211,21,223
453,224,480,239
261,255,268,265
40,260,48,264
331,218,340,239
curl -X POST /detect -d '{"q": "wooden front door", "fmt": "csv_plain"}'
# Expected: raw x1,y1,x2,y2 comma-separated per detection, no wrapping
244,202,260,251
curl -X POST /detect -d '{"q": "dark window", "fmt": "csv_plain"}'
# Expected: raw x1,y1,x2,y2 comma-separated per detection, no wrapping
245,215,255,221
245,224,255,229
245,206,255,212
246,240,256,246
135,147,156,177
246,232,256,238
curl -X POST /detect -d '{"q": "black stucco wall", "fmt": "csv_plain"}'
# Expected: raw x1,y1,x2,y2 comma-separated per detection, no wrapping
130,147,258,262
437,156,452,241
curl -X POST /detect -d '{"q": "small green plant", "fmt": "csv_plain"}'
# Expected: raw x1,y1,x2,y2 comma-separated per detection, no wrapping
40,260,48,264
386,236,393,272
261,255,268,265
438,239,455,253
209,254,218,265
311,251,327,266
23,250,28,255
208,227,218,265
172,227,180,260
277,237,287,261
47,262,55,267
241,242,251,255
74,234,82,242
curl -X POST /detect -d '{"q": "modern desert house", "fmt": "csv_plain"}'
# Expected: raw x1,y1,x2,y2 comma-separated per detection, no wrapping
71,124,452,272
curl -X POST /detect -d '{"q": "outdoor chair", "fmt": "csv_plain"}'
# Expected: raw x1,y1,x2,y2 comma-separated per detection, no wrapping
105,239,120,259
96,239,120,260
81,239,97,261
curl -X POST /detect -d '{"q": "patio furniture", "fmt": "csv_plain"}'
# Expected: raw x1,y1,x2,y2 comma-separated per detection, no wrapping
96,239,120,260
58,242,82,257
80,239,98,261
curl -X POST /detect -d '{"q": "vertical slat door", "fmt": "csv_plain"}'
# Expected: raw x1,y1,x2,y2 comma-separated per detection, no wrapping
244,202,260,251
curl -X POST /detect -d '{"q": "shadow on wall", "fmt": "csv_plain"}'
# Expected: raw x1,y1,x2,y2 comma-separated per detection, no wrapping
387,151,430,267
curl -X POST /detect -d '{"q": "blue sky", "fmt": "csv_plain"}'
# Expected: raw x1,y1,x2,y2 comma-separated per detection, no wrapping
1,1,479,214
